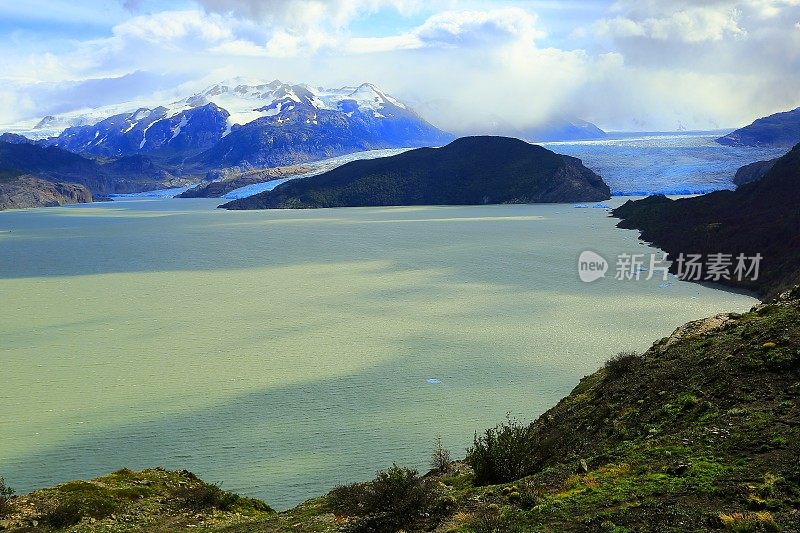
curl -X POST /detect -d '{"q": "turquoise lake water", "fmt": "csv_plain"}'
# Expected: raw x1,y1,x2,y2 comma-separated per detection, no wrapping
0,199,756,509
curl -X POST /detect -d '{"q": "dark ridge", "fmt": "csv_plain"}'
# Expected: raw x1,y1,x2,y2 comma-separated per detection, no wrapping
613,143,800,300
221,136,610,210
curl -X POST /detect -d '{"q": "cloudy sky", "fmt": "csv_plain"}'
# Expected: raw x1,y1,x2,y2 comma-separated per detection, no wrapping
1,0,799,132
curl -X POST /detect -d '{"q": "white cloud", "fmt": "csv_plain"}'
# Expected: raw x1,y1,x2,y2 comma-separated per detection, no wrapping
209,39,270,56
348,34,421,53
596,7,746,43
195,0,425,29
113,10,235,44
2,1,800,131
744,0,800,18
415,8,545,46
346,7,546,53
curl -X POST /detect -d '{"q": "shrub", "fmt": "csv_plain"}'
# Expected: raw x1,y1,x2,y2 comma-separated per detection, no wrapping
430,435,452,473
327,464,449,533
0,477,14,517
604,351,641,378
467,505,524,533
43,483,117,528
718,511,779,532
174,481,271,512
515,482,543,510
466,416,536,485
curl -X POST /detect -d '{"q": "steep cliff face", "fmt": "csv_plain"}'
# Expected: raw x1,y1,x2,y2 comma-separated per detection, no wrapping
0,175,92,210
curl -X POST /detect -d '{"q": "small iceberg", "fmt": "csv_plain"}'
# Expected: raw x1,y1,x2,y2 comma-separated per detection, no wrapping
426,378,442,385
574,204,589,209
592,202,611,209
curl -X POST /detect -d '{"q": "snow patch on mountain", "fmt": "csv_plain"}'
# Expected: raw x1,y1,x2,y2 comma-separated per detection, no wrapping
1,79,415,140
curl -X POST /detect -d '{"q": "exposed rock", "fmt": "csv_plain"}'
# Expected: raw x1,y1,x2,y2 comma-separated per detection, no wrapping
733,157,778,187
178,163,315,198
0,175,92,210
657,313,739,352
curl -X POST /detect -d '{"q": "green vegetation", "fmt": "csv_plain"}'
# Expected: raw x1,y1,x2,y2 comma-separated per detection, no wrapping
466,416,537,485
603,350,642,378
0,468,274,531
430,435,452,474
0,476,14,518
326,465,452,532
43,481,119,528
2,291,799,531
222,136,610,209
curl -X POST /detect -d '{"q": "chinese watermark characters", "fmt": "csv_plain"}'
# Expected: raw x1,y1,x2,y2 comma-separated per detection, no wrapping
578,251,762,283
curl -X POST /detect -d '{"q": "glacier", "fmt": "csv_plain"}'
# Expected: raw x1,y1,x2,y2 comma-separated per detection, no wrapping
542,133,788,195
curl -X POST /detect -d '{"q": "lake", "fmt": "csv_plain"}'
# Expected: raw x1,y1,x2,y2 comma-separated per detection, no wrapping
0,199,756,509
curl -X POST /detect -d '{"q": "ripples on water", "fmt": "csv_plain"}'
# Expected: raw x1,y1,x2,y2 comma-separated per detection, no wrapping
0,199,757,509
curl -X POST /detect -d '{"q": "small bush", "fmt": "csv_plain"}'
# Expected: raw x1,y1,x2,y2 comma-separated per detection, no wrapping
604,351,641,378
718,511,779,532
0,476,14,517
44,483,117,528
430,435,452,473
327,464,449,533
515,482,543,510
466,416,536,485
467,505,524,533
176,478,272,512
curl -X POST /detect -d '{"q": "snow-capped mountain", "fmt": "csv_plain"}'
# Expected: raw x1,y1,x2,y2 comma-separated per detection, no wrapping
9,79,452,169
53,103,230,158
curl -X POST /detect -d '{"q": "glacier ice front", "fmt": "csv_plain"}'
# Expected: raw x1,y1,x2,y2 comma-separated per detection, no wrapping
542,133,786,195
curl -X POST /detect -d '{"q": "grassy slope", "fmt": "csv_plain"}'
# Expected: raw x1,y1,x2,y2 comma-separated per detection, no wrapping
3,291,799,532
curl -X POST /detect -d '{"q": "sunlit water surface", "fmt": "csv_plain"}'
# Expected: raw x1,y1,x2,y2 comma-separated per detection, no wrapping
0,199,756,509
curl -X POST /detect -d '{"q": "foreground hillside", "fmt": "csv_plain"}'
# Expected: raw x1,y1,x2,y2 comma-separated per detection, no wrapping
221,136,610,209
613,143,800,300
3,288,798,532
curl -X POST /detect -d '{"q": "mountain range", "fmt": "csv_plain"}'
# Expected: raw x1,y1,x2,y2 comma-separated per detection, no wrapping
412,98,607,142
3,79,612,173
8,80,452,170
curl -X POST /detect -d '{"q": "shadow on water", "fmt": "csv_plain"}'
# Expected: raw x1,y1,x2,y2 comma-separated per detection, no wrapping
0,199,759,510
0,199,611,289
0,337,580,510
